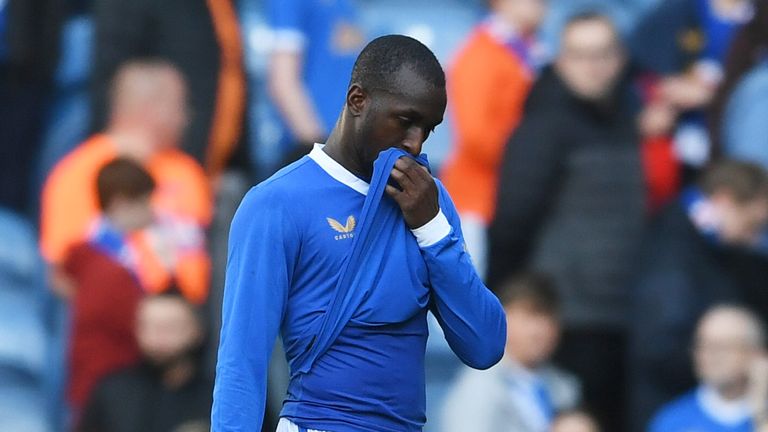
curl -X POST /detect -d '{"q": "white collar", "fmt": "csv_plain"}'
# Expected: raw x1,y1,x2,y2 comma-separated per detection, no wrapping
697,385,752,426
308,143,369,196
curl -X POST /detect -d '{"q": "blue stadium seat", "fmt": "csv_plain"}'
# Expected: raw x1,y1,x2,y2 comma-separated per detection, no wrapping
0,209,42,288
0,367,50,432
0,289,47,381
0,208,55,430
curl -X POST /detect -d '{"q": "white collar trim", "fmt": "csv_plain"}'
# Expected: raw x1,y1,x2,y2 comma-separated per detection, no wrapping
697,385,752,426
308,143,369,196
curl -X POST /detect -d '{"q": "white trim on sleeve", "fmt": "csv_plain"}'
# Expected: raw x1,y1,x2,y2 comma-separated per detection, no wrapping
411,210,451,248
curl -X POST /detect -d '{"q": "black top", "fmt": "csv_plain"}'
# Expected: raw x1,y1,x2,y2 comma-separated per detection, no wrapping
79,363,213,432
488,66,646,329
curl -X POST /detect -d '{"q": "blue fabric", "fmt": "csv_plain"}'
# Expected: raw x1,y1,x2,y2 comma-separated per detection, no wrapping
723,62,768,171
267,0,362,139
695,0,741,63
649,389,752,432
294,148,429,374
88,218,140,281
212,148,505,431
533,379,555,423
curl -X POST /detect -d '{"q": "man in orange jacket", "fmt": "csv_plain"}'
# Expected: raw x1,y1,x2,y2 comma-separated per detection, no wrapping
41,60,213,304
440,0,547,278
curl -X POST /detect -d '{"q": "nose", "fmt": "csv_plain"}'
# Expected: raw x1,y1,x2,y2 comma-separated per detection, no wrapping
402,127,427,156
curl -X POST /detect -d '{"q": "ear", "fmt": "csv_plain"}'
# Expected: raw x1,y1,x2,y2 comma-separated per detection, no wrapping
346,83,368,116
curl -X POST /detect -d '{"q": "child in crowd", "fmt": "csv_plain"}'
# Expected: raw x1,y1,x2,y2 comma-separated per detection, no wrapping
64,158,155,422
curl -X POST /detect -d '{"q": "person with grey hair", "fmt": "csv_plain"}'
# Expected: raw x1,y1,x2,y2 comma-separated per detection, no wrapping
649,305,768,432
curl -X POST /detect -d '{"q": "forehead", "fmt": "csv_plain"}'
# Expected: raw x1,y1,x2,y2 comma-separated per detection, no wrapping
373,68,446,116
698,311,754,340
561,19,618,48
139,299,193,323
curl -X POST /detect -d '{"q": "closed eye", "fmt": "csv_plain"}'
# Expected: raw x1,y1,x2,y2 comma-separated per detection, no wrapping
398,116,413,127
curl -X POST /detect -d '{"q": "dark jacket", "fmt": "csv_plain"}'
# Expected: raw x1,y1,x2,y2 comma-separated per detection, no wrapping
487,66,646,330
628,202,768,431
79,362,213,432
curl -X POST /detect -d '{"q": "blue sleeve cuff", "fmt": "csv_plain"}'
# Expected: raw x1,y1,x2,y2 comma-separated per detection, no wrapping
411,210,452,248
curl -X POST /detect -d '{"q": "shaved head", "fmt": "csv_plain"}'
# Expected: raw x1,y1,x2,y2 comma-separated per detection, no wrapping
108,59,189,150
697,305,765,349
694,305,766,396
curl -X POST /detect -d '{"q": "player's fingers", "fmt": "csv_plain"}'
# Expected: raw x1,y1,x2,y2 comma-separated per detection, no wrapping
396,160,433,195
394,158,423,182
410,162,434,183
390,167,416,192
385,184,404,203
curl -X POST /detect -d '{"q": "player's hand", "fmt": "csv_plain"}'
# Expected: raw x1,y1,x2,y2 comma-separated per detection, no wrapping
385,157,439,229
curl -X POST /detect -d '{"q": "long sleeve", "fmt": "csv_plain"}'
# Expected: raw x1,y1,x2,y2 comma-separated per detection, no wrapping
211,187,299,431
486,113,564,290
419,185,506,370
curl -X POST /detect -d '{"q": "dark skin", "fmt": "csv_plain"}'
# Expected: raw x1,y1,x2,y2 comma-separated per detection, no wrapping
324,66,447,228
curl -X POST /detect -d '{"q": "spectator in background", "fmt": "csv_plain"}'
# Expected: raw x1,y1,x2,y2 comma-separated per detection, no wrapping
649,305,768,432
78,293,212,432
488,12,645,430
441,0,546,276
65,159,153,419
442,272,581,432
629,161,768,431
0,0,65,213
41,60,212,304
439,0,547,277
710,0,768,169
91,0,246,178
630,0,754,175
552,410,602,432
266,0,365,155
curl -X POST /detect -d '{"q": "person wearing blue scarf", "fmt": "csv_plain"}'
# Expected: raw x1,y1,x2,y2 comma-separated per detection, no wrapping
628,160,768,431
212,35,507,432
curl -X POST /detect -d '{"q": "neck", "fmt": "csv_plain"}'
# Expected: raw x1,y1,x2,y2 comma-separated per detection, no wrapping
106,125,155,162
503,352,536,371
322,119,369,179
102,214,130,235
161,357,195,390
714,381,748,401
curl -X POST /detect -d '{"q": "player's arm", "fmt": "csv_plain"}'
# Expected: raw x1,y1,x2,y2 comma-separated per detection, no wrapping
211,187,298,431
387,159,506,370
266,0,325,144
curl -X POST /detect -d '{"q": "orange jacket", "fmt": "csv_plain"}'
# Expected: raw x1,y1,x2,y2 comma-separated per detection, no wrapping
40,134,213,304
440,27,534,224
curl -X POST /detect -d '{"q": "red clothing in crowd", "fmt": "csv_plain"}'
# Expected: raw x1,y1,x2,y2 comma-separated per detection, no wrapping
65,242,143,410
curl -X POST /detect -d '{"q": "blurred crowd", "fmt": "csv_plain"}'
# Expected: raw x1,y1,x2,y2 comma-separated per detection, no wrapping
2,0,768,431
